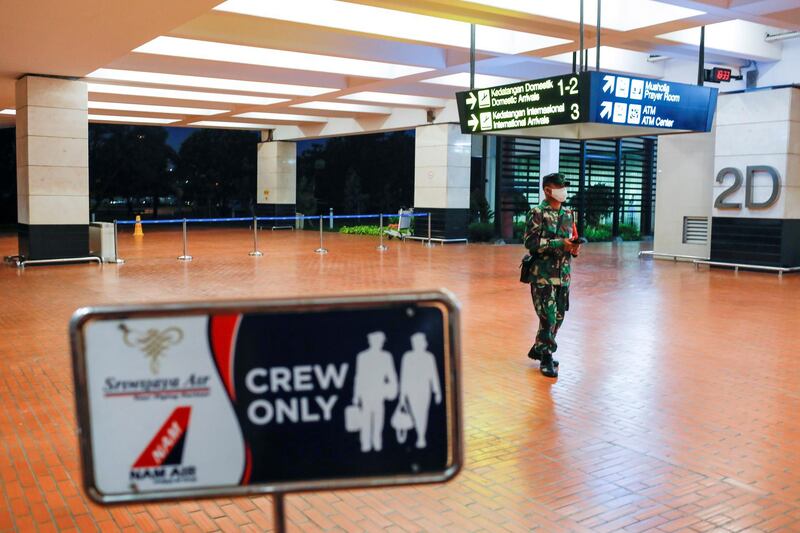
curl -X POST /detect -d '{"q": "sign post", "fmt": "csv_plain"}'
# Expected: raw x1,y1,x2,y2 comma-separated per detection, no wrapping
69,291,463,515
456,71,718,136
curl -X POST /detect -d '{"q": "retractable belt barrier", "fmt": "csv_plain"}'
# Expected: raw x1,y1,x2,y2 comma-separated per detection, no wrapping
110,213,432,263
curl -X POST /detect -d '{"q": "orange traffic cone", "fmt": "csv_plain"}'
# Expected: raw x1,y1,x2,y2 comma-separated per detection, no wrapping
133,215,144,237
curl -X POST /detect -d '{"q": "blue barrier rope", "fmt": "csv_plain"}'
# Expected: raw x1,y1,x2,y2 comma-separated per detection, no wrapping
114,213,428,226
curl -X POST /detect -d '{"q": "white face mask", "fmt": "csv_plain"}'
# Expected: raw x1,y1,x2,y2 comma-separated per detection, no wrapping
549,187,568,203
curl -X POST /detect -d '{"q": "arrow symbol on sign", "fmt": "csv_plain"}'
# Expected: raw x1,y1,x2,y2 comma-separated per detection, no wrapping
466,92,477,110
468,114,479,131
603,75,615,94
600,101,612,119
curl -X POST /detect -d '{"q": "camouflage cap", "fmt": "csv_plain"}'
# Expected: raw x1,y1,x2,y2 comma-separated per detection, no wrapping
542,172,570,187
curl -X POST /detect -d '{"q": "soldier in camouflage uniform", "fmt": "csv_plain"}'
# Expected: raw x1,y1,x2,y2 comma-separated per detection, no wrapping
523,173,581,378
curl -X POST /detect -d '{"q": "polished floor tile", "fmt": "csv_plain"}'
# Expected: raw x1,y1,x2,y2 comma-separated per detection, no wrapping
1,227,799,532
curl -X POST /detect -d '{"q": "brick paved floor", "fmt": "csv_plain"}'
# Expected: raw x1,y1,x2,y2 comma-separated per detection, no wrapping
1,227,799,532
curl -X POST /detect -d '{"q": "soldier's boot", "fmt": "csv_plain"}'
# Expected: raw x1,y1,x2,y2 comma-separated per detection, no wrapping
527,345,559,367
539,353,558,378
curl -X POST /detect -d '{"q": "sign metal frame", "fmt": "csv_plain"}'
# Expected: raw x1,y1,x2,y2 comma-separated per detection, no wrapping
69,290,463,504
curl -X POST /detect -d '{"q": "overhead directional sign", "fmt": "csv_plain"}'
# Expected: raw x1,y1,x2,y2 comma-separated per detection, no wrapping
588,72,717,132
70,292,463,503
456,71,717,135
456,73,587,134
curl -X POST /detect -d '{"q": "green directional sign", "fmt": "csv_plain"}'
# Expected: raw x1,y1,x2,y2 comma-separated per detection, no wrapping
455,73,587,134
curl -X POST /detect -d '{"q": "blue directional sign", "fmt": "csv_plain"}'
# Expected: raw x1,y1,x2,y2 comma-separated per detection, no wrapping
586,71,717,132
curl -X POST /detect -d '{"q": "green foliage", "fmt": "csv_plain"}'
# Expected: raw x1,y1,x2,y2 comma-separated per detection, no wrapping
509,191,530,215
342,167,368,214
298,131,414,214
339,225,382,236
470,188,492,223
89,125,178,216
584,225,612,242
0,129,15,224
177,128,258,217
513,220,526,240
296,175,317,215
468,222,495,242
619,223,641,241
568,184,613,226
583,223,641,242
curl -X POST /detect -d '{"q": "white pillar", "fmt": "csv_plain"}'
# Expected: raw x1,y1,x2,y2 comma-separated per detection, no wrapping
16,75,88,260
539,139,560,202
256,134,296,221
710,88,800,266
414,123,470,239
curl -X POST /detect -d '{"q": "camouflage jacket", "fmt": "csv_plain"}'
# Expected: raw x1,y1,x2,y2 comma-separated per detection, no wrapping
523,201,576,286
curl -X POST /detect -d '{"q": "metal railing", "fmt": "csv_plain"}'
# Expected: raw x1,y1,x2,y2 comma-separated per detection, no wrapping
693,260,800,278
111,212,433,263
638,251,710,262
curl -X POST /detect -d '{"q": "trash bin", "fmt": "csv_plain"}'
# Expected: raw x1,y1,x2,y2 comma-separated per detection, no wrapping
89,222,116,263
296,212,305,230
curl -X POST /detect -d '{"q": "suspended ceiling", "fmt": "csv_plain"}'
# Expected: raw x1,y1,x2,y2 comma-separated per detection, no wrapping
0,0,798,139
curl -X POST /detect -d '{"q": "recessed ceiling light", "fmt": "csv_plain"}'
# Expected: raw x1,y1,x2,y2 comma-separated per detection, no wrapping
234,112,328,123
0,109,15,115
292,101,392,114
422,73,521,88
88,83,287,106
190,120,276,129
214,0,570,55
340,92,447,107
134,36,432,79
463,0,704,32
545,46,662,76
89,114,181,124
87,68,336,96
89,101,227,116
658,20,782,62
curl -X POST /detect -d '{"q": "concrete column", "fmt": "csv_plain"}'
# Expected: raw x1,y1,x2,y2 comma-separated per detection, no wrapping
652,129,715,258
414,123,470,239
710,88,800,266
16,75,89,260
539,139,560,202
256,134,296,220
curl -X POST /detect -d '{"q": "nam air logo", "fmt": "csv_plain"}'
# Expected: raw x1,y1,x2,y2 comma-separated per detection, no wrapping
130,406,196,485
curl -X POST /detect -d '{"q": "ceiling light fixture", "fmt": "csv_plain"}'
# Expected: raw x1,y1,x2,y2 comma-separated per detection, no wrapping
89,114,181,124
190,120,278,129
89,101,227,116
87,68,336,96
234,112,328,122
340,92,447,107
0,109,16,115
134,36,432,79
214,0,569,55
88,83,287,106
422,73,521,88
463,0,703,32
292,101,393,114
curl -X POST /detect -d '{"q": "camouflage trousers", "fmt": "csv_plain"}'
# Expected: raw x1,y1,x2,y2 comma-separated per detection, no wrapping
531,284,570,357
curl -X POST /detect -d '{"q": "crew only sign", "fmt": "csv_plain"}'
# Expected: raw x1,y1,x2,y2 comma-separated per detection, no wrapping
70,293,462,503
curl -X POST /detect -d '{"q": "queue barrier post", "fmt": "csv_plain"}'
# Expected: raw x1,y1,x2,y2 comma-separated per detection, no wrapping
315,214,328,254
423,212,435,248
377,213,388,252
111,220,125,264
177,219,193,261
249,215,263,257
273,493,286,533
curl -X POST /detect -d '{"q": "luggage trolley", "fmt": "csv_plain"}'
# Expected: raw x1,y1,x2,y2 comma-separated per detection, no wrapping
384,208,414,241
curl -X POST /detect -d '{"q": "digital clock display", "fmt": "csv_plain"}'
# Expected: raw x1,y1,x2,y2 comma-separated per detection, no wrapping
713,68,732,82
704,67,733,83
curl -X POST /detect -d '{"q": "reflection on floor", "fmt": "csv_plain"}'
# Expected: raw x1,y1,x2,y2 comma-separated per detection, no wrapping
1,228,799,532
